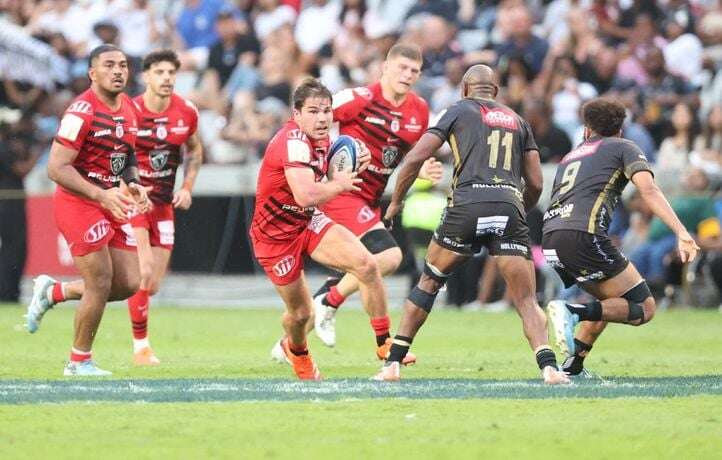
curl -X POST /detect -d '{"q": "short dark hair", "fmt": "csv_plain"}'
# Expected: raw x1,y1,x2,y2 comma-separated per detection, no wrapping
88,44,125,68
142,49,181,71
386,43,423,63
582,98,627,137
292,78,332,111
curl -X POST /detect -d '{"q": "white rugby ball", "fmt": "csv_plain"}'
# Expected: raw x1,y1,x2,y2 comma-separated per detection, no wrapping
327,135,359,179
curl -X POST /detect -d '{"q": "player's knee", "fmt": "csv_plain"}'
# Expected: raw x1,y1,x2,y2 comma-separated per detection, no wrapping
354,252,380,282
623,281,654,326
291,305,312,324
88,271,113,296
378,247,403,275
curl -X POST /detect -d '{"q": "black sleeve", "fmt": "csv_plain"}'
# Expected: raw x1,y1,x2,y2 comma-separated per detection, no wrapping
520,119,539,152
426,103,461,142
620,141,652,179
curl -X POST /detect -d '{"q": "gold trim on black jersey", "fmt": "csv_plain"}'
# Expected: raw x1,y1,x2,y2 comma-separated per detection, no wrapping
587,168,622,233
448,133,462,207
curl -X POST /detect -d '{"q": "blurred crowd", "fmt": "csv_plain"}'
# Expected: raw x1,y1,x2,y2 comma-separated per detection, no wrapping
1,0,722,305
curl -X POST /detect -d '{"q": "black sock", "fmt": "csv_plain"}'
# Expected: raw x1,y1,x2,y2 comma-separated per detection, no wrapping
313,277,340,298
535,347,558,370
561,339,593,375
387,335,412,363
565,300,602,321
376,333,390,347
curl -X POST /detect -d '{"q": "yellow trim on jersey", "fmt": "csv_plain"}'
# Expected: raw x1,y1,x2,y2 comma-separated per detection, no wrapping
588,169,622,233
448,133,462,207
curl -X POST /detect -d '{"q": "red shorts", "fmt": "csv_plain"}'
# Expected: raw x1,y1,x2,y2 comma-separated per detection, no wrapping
54,187,133,257
320,194,380,237
125,202,175,250
251,212,334,285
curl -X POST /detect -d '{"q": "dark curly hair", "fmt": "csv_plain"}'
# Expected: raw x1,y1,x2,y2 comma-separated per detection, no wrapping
582,98,627,137
142,49,181,71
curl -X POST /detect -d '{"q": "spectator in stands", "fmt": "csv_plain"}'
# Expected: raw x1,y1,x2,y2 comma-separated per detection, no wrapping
176,0,241,69
494,4,548,79
523,99,572,164
430,57,464,114
416,15,463,101
656,102,700,189
294,0,341,73
0,114,40,302
663,8,704,84
253,0,297,43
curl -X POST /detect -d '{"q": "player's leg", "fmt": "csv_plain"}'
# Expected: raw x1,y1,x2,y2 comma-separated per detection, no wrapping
312,223,401,346
310,224,391,353
64,248,114,376
273,274,321,380
495,255,568,384
374,240,466,380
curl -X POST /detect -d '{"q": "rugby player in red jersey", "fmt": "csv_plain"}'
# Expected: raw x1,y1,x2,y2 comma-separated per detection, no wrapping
252,79,387,380
25,45,151,376
310,43,443,357
29,50,203,366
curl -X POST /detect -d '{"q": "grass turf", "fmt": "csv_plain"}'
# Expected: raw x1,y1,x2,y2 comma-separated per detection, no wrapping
1,304,721,459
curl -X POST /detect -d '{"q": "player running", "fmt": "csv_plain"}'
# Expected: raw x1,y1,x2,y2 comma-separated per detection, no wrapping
542,98,699,377
25,50,202,366
375,65,569,384
311,43,443,356
25,45,151,376
251,78,390,380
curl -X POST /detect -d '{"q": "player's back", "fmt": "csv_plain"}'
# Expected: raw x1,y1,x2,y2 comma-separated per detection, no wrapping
428,98,537,211
251,120,328,243
543,136,651,235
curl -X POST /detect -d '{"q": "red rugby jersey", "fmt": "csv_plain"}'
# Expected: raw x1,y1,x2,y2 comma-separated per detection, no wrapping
133,93,199,204
54,88,138,190
332,82,429,205
250,120,329,243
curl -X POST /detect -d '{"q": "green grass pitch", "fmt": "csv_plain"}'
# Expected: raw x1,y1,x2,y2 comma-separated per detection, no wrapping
1,303,721,459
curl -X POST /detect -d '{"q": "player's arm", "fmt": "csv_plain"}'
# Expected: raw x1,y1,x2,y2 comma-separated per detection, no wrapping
121,149,152,213
47,141,134,220
285,167,360,207
173,131,203,210
385,133,444,223
632,171,699,262
521,149,543,211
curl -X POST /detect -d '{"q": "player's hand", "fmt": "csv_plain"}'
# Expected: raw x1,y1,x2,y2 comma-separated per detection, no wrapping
419,157,443,184
355,140,371,174
332,170,362,193
677,232,700,263
98,188,136,221
172,187,192,210
383,200,404,230
128,182,153,214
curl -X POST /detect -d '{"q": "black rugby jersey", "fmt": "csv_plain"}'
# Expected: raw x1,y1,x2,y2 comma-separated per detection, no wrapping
543,136,652,236
427,98,537,211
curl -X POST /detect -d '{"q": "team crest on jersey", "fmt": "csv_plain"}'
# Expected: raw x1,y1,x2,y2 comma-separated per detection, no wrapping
150,149,169,171
272,256,296,277
110,152,127,175
115,123,124,138
390,119,400,133
382,146,399,167
156,125,167,140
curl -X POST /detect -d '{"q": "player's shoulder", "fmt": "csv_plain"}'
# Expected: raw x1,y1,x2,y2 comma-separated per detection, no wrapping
64,89,96,117
332,85,373,109
171,93,200,116
406,90,429,113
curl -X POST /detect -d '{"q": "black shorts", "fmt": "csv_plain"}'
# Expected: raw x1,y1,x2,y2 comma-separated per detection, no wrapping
433,201,531,258
542,230,629,288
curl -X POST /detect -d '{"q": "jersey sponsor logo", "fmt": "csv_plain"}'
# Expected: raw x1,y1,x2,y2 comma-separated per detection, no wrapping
138,129,152,137
404,116,422,132
156,125,167,140
110,152,127,175
287,139,311,163
475,215,509,236
150,149,170,171
382,146,399,167
281,203,315,214
353,87,372,100
272,255,296,277
562,140,602,163
367,164,394,175
115,123,124,138
140,169,173,178
436,233,468,250
57,113,85,141
364,116,386,125
480,107,518,130
357,205,376,223
171,125,190,134
500,242,528,254
543,203,574,221
308,212,332,234
84,219,111,243
542,249,564,268
390,119,400,133
93,129,112,137
67,101,92,114
575,270,605,283
286,129,307,141
158,220,175,245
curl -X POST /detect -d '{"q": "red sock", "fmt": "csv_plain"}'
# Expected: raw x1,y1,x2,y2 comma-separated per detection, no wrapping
51,282,65,304
127,289,150,340
70,348,91,363
324,286,346,309
370,316,391,347
288,340,308,356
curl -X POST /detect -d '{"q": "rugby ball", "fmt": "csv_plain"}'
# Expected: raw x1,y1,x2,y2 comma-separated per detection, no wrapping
327,135,359,179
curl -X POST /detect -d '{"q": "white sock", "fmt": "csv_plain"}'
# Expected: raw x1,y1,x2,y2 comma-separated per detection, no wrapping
133,337,150,353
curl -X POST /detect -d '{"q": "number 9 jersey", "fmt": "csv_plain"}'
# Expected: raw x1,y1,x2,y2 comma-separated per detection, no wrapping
428,98,537,211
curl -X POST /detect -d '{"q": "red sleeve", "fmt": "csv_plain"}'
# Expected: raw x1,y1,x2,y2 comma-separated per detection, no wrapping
280,130,314,170
55,105,93,151
332,87,372,123
183,98,200,136
418,97,430,131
